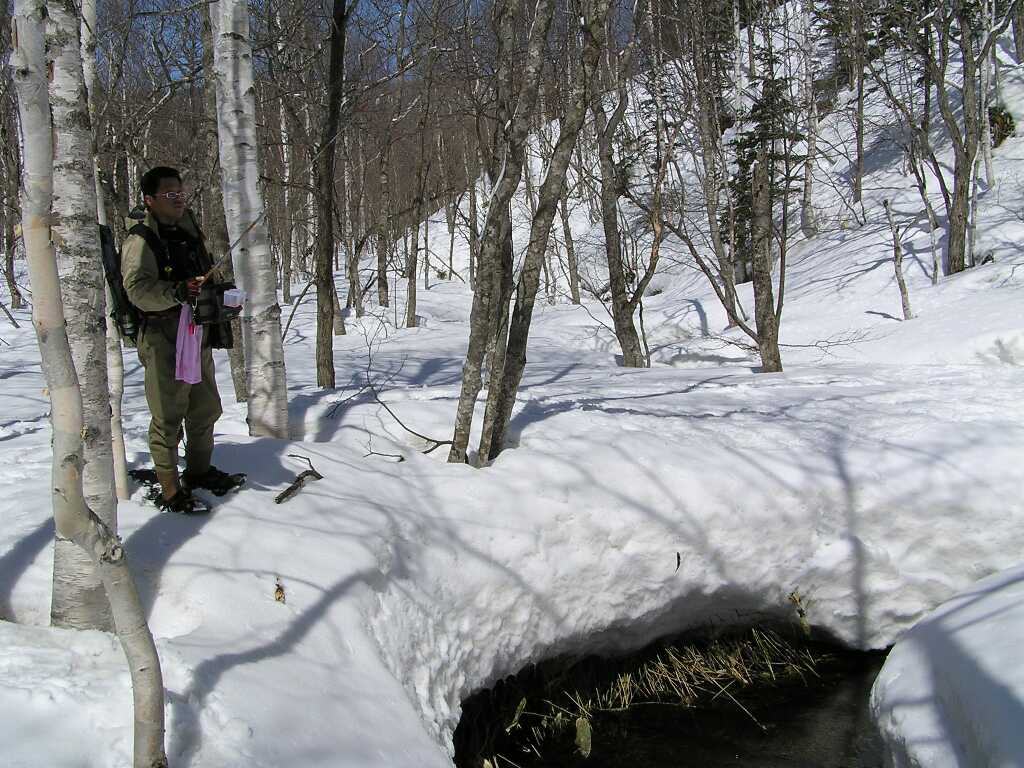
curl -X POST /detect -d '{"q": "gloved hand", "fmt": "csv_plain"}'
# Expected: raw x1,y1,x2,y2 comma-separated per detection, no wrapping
174,277,205,303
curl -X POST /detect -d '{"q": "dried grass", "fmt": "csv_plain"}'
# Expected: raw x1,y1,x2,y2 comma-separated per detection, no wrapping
511,628,824,755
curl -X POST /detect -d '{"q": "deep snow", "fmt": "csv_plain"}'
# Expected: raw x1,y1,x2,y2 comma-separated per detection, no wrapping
2,28,1024,768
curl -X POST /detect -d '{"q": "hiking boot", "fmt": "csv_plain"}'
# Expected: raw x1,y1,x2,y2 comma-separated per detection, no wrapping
182,465,245,496
157,489,211,515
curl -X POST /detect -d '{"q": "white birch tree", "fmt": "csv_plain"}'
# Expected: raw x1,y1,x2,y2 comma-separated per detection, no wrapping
81,0,129,502
46,0,117,631
210,0,289,438
11,3,167,764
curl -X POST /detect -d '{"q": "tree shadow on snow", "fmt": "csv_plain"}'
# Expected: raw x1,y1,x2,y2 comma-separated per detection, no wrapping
879,572,1024,763
155,374,1006,764
170,567,381,765
124,440,296,620
0,517,54,621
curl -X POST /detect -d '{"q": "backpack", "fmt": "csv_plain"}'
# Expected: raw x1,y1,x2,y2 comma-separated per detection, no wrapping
99,217,176,346
99,223,142,346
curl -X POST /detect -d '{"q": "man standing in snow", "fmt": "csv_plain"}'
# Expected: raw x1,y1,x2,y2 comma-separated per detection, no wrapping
121,166,241,513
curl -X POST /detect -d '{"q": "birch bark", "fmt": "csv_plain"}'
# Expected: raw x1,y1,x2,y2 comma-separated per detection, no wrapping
279,94,294,305
276,10,294,306
210,0,289,435
47,0,116,631
201,9,248,403
12,4,167,763
80,0,129,502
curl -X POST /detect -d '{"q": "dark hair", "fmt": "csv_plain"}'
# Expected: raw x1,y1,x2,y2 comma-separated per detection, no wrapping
140,166,182,198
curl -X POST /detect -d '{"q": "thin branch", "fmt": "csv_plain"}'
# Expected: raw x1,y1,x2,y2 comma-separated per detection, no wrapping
274,455,324,504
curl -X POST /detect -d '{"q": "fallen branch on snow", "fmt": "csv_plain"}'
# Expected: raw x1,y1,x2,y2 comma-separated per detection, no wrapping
274,454,324,504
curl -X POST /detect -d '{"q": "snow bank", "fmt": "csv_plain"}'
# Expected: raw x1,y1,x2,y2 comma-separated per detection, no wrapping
872,565,1024,768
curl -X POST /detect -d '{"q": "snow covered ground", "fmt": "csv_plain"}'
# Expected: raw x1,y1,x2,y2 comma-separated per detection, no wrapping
2,232,1023,765
3,37,1024,768
872,565,1024,768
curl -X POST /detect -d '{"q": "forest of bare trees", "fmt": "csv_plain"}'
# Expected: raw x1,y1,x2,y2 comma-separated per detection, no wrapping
2,0,1022,761
4,0,1020,377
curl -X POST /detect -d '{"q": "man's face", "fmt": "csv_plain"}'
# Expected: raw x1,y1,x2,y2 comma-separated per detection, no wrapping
144,176,187,225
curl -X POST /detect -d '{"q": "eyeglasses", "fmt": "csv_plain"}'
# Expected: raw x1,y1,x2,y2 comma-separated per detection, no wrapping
154,191,189,201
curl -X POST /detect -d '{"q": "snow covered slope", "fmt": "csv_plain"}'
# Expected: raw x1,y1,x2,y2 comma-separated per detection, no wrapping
2,28,1024,768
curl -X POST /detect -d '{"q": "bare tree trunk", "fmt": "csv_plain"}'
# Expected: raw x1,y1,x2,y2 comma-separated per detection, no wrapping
279,99,294,305
202,10,247,403
0,23,22,311
745,0,756,78
311,0,346,382
423,213,430,291
406,219,419,327
447,0,557,464
591,95,645,367
799,0,819,238
211,0,289,434
408,30,440,327
883,200,913,320
946,79,978,273
479,0,612,462
476,224,513,459
12,5,167,763
465,154,480,290
588,0,649,367
751,152,782,372
2,215,22,309
853,4,865,204
924,5,987,275
447,202,457,279
332,279,346,334
376,230,390,306
375,155,393,309
345,135,364,317
444,177,457,280
1015,0,1024,61
80,0,129,501
734,0,744,113
981,0,996,187
559,193,580,304
689,6,739,324
47,0,116,632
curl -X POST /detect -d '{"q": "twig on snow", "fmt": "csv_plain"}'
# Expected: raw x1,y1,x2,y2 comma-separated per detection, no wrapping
274,454,324,504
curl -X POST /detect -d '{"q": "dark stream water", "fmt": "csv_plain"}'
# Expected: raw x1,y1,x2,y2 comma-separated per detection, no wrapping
455,634,888,768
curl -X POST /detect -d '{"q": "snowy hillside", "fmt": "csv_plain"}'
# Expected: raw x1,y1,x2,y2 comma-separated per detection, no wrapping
2,26,1024,768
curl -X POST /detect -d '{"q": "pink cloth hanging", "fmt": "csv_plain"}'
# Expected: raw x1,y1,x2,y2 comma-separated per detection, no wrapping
175,304,203,384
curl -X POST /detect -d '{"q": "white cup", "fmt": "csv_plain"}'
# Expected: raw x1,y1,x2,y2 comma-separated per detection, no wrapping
223,288,245,308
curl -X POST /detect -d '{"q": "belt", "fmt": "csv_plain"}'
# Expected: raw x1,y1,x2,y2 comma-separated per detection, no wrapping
141,306,182,321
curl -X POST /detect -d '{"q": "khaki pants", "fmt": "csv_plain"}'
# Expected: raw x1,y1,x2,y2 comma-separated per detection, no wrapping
138,315,223,475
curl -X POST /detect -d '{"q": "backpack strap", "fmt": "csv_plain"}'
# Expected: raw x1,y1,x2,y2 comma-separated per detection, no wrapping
128,223,172,277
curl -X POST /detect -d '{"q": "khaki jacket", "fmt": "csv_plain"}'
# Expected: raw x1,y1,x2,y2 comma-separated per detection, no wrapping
121,209,206,313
